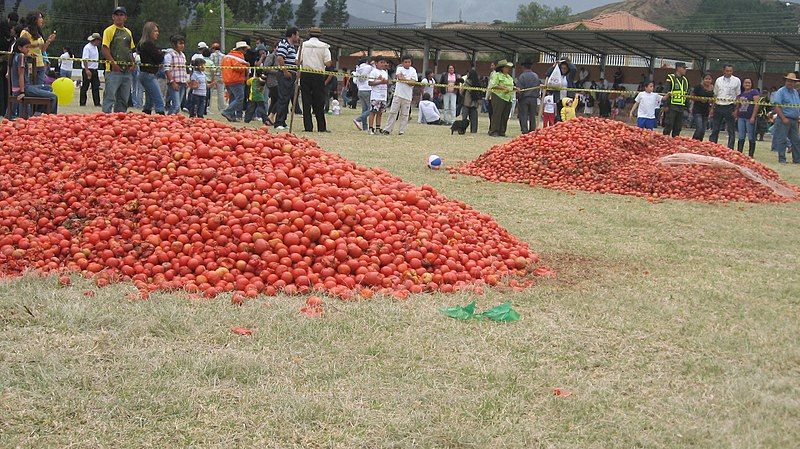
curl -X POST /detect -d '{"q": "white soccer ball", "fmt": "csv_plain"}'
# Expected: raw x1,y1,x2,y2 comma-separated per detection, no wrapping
427,154,443,170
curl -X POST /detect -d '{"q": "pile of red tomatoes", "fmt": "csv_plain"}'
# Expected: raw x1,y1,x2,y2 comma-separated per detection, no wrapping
454,117,798,203
0,114,538,299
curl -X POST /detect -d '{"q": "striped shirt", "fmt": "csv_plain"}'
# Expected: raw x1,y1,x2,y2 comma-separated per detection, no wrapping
276,38,297,66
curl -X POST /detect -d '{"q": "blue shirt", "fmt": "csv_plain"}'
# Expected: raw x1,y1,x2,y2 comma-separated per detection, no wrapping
774,86,800,119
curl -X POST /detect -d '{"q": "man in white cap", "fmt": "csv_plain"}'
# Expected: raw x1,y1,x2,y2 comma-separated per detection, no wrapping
192,42,208,62
221,40,250,122
80,32,102,106
299,27,332,132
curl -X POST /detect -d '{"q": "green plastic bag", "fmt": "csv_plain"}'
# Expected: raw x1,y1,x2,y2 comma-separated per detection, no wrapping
440,301,476,320
440,301,520,323
478,302,520,323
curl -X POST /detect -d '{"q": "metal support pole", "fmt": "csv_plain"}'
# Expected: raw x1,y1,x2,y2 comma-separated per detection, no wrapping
335,47,342,70
367,47,373,57
434,49,440,75
471,51,478,67
704,59,711,72
648,55,656,82
511,51,518,78
220,0,226,51
422,40,430,76
599,54,607,82
758,60,766,90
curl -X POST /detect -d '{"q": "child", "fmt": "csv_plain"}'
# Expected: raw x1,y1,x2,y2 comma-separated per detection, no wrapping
542,91,556,127
10,37,58,115
331,99,341,115
418,92,442,125
164,35,188,115
560,97,576,122
188,58,207,118
584,93,595,116
629,81,662,130
368,56,390,135
244,74,268,124
611,94,620,120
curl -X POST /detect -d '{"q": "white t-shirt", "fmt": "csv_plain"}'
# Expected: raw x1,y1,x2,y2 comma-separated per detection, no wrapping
418,100,441,123
634,91,663,119
393,66,418,101
369,68,389,101
421,78,435,98
59,52,73,73
191,71,207,96
82,43,99,70
543,95,555,114
354,63,373,92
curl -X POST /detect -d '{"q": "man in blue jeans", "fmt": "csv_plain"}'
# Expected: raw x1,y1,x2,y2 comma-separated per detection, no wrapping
100,6,135,113
273,27,300,130
772,72,800,164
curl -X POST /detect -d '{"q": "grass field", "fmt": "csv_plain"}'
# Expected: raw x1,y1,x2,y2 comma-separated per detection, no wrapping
1,103,799,448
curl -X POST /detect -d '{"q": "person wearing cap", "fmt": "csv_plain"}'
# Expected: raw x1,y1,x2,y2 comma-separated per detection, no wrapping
297,27,332,132
101,6,136,113
709,64,742,149
209,42,226,112
80,32,102,107
772,73,800,164
274,27,301,130
516,60,541,134
221,41,251,122
487,59,516,137
192,42,208,62
662,61,689,137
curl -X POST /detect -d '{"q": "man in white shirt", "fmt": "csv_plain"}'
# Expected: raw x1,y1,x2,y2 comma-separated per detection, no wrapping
80,33,101,106
710,64,741,149
368,56,390,134
418,92,442,124
353,57,373,131
298,27,332,132
382,55,418,135
191,41,208,62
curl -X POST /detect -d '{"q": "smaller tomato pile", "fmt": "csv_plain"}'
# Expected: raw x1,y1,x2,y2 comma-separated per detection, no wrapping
0,113,538,299
454,117,798,203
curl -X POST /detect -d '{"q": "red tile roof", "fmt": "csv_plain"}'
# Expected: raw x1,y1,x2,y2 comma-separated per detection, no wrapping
547,11,666,31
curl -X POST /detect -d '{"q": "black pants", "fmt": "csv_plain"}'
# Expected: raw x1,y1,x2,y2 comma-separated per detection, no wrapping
517,96,537,134
461,105,478,133
274,72,295,127
662,107,684,137
300,73,327,132
80,68,101,106
267,85,279,115
0,62,7,115
488,94,511,136
709,104,736,149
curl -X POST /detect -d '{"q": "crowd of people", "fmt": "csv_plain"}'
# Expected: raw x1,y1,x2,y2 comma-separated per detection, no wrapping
2,8,800,163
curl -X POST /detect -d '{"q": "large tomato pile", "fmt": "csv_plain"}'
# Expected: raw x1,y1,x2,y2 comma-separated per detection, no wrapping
454,118,798,203
0,114,538,298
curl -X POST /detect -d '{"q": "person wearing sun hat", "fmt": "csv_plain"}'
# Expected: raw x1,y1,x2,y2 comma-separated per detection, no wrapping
220,40,251,122
299,26,332,132
772,72,800,164
80,32,102,107
487,59,516,137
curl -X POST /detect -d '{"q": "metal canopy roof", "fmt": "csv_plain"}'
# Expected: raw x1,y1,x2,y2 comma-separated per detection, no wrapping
227,27,800,63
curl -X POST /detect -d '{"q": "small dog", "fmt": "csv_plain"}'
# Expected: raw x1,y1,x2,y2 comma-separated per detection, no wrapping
450,119,470,135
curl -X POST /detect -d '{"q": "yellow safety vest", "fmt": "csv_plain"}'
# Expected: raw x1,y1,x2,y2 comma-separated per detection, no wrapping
667,73,689,107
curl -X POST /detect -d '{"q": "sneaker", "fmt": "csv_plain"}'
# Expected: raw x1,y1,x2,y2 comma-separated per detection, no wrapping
369,128,375,135
353,118,363,131
398,132,404,136
221,112,235,122
275,125,287,130
381,129,390,135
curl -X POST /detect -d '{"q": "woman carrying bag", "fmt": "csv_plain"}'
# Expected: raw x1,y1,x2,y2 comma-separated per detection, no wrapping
488,59,516,137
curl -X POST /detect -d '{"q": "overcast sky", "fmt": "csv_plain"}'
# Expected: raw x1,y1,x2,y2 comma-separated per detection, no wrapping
348,0,612,24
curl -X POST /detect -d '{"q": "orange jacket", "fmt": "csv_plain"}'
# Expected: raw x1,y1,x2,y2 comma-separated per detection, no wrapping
222,50,249,85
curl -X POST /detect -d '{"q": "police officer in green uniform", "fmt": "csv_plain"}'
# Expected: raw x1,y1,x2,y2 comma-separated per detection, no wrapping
662,62,689,137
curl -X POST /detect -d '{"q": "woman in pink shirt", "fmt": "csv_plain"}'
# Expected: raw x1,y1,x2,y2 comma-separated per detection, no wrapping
439,65,459,124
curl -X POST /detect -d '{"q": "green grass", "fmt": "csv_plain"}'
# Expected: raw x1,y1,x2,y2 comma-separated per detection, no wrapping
1,104,799,448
